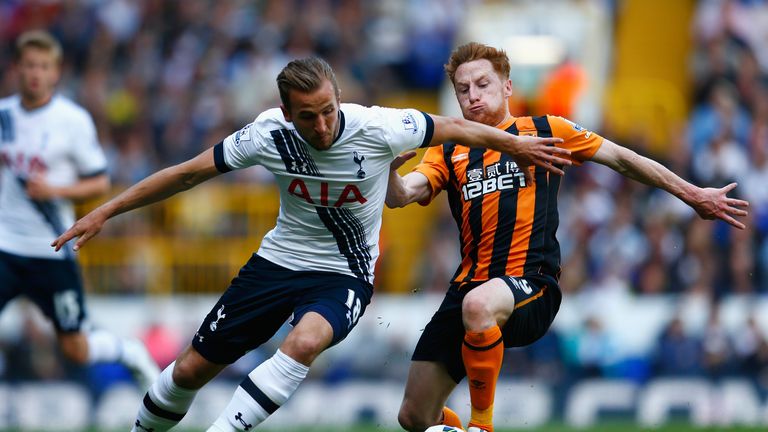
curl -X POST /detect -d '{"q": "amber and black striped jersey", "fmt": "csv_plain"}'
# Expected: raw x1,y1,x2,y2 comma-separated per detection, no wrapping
414,115,603,285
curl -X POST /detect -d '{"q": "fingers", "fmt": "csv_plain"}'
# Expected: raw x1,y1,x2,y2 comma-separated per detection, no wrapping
727,198,749,208
51,233,72,252
721,215,746,230
51,226,89,252
538,137,564,146
391,151,417,171
722,182,738,193
533,159,566,176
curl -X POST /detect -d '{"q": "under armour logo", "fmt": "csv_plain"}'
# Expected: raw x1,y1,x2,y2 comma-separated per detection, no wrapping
353,151,366,179
135,419,155,432
235,412,253,430
290,160,309,173
209,305,226,331
470,379,486,390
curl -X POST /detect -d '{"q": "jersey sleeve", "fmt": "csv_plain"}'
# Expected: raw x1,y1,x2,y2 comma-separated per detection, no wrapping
70,112,107,177
214,121,264,172
549,115,604,165
412,145,449,206
376,107,434,156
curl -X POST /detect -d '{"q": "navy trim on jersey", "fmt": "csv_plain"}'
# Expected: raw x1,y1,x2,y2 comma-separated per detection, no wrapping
271,129,322,177
0,109,13,142
240,377,280,414
15,176,74,259
213,142,231,173
78,168,108,179
316,206,372,281
142,393,185,421
419,111,435,148
333,110,346,144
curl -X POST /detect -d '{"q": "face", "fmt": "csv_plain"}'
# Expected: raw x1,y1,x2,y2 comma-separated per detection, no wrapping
452,59,512,126
281,79,340,151
16,47,60,107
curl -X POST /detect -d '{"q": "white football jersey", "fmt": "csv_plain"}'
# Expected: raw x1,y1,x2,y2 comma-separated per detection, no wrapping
0,94,107,259
216,103,433,284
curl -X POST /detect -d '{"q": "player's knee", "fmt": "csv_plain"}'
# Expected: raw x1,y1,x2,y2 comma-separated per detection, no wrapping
398,404,430,432
58,333,88,365
462,291,494,328
172,353,214,389
282,331,329,365
60,341,89,364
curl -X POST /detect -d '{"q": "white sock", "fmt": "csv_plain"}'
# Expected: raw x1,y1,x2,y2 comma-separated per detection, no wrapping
132,362,198,432
209,349,309,431
86,328,124,364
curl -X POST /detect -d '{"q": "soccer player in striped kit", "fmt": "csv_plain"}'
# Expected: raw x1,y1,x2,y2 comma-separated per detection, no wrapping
388,42,750,432
52,56,570,431
0,31,159,390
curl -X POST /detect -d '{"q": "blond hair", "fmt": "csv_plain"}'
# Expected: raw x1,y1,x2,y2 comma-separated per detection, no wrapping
15,30,63,63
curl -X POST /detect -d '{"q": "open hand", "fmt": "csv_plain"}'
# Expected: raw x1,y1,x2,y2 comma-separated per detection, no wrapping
508,135,571,181
692,183,750,229
51,208,109,251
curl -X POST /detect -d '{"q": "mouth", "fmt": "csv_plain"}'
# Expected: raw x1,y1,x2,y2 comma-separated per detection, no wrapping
468,104,485,114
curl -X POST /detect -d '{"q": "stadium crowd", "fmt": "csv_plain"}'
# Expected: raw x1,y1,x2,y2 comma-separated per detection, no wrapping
1,0,768,407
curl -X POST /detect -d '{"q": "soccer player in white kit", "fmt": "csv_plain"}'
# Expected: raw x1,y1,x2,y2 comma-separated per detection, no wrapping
53,57,571,431
0,31,159,389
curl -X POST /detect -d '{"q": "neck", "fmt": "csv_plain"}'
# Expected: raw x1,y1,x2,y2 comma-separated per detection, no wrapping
20,94,53,111
494,113,513,127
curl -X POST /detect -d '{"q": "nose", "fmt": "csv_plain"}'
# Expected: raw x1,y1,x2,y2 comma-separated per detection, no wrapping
468,85,480,103
314,116,327,135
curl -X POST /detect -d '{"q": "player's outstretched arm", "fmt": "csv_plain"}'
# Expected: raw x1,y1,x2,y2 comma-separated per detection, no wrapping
52,147,222,251
386,151,431,208
427,114,572,177
591,139,750,229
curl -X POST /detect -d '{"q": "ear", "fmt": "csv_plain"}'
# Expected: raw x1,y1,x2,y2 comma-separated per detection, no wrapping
503,79,513,98
280,104,292,122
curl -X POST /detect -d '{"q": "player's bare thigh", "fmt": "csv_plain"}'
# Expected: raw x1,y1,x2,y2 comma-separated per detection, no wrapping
399,360,458,431
462,277,516,331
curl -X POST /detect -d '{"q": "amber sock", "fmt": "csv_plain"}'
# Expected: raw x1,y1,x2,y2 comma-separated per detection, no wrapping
462,325,503,430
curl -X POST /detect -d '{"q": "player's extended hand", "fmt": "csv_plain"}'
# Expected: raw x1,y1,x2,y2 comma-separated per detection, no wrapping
507,135,571,181
51,208,109,252
390,150,417,172
691,182,750,229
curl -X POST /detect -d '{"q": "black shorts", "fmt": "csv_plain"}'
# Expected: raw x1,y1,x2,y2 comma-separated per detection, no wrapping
412,274,562,383
0,249,87,332
192,253,374,364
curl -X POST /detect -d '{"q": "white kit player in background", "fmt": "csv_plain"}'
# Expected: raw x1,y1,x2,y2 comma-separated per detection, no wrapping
0,30,159,389
52,57,570,432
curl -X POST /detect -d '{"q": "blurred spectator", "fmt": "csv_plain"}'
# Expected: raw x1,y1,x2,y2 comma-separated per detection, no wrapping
654,316,704,376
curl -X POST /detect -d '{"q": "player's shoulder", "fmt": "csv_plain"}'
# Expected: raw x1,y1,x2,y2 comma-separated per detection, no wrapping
0,94,19,109
250,107,293,134
50,95,95,124
341,103,422,132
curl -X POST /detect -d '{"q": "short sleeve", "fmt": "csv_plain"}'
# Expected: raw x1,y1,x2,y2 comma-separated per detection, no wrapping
376,107,434,156
70,112,107,177
412,145,449,206
217,121,264,172
549,116,604,165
